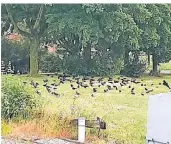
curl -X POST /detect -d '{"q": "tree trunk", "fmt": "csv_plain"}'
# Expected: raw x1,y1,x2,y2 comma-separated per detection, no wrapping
152,52,158,76
83,44,91,74
124,49,129,67
148,52,150,66
29,38,39,76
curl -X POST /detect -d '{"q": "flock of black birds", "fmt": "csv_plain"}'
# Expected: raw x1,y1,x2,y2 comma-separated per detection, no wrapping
21,73,171,98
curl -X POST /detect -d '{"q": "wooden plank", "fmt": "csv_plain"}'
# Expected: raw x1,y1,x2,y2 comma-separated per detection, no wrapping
70,119,106,130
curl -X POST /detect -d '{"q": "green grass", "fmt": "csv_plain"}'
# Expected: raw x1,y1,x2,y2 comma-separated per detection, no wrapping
2,74,171,144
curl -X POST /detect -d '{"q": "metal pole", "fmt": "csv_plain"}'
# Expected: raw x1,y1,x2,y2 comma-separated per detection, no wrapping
78,117,85,142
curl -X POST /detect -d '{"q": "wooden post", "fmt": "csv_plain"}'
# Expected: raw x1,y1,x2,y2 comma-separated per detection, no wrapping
78,117,85,142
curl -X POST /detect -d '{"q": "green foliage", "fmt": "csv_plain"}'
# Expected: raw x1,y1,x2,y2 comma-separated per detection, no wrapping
121,52,147,77
1,75,39,121
1,37,29,66
39,53,62,73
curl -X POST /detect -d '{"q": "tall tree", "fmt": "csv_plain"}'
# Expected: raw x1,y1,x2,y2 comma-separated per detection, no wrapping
2,4,48,76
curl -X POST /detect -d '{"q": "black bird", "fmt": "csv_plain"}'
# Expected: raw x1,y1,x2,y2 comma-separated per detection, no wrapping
119,90,122,93
128,85,131,88
35,90,41,95
146,89,153,94
159,83,161,85
43,79,48,83
53,87,57,90
163,80,171,89
107,85,112,90
93,88,97,93
23,81,27,85
72,87,77,90
131,92,135,95
113,86,118,90
120,83,124,87
141,93,144,96
101,82,106,85
76,91,80,95
108,77,113,81
145,88,148,91
104,89,108,93
52,92,59,97
51,83,57,87
141,84,143,86
43,83,47,87
46,87,51,93
114,80,119,83
91,94,94,97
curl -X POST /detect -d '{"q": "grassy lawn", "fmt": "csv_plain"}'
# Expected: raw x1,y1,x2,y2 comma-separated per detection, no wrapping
2,74,171,144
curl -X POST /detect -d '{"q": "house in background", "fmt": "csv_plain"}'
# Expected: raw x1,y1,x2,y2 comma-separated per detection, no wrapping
5,33,57,53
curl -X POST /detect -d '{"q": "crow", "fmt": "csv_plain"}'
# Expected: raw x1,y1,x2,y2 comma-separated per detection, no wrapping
108,77,113,81
23,81,27,85
72,87,77,90
145,88,148,91
146,89,153,94
120,83,124,87
114,80,119,83
128,85,131,88
131,92,135,95
52,92,59,97
51,83,57,87
46,87,51,93
107,85,112,90
93,88,97,93
104,89,108,93
76,91,80,95
43,83,47,87
36,90,41,95
43,79,48,83
141,93,144,96
163,80,171,89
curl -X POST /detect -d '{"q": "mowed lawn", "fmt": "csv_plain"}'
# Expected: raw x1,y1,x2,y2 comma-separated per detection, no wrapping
2,74,171,144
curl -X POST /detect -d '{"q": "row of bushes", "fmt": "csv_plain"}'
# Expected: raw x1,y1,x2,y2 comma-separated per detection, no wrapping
39,52,146,77
2,37,147,77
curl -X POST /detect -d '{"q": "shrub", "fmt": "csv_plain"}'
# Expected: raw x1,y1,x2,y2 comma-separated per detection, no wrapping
1,75,39,121
121,52,147,77
39,53,62,73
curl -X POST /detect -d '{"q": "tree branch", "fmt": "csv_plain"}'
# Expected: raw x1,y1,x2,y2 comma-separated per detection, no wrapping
33,4,44,30
5,4,31,38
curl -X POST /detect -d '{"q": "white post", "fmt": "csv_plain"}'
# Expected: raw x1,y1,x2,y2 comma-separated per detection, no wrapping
78,117,85,143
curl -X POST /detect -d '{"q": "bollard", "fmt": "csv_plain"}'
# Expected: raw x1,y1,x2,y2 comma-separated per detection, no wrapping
78,117,85,142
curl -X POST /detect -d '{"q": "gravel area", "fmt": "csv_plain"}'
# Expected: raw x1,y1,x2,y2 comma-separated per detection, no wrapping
1,138,84,144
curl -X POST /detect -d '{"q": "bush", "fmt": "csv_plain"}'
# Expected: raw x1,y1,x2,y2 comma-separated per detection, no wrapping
39,53,62,73
121,52,147,77
1,76,39,121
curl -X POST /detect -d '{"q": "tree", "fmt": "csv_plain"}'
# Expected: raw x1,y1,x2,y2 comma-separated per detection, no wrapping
2,4,49,76
133,4,171,76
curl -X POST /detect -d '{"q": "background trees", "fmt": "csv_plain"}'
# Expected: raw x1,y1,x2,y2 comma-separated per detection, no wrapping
1,4,171,77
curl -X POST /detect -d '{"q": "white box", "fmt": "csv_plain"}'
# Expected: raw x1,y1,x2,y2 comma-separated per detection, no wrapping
146,92,171,143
